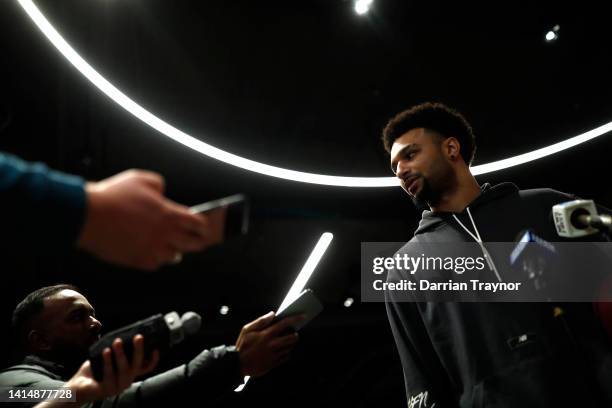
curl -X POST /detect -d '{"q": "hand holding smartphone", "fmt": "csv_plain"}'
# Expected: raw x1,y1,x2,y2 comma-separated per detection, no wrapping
276,289,323,331
190,194,249,247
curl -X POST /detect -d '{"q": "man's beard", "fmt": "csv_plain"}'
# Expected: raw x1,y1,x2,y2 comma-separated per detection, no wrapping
410,158,456,210
410,177,434,210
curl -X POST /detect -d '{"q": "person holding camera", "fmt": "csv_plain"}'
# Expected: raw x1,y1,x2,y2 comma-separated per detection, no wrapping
0,285,303,407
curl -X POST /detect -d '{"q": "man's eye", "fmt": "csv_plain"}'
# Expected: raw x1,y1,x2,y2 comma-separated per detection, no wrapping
69,311,86,322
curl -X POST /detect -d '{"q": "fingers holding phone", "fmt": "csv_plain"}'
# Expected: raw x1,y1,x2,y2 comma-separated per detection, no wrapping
190,194,249,247
58,335,159,407
235,312,305,378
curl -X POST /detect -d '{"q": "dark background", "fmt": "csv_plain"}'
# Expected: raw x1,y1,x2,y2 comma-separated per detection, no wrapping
1,0,611,406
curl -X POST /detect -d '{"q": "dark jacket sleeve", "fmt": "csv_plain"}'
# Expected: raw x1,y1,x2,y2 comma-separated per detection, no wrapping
105,345,242,407
0,152,86,251
0,346,242,408
385,267,459,408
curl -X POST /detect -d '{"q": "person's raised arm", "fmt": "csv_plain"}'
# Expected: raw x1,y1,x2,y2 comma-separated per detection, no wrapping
1,152,217,270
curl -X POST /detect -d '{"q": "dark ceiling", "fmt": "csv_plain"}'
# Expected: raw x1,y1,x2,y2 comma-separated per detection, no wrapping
1,0,611,406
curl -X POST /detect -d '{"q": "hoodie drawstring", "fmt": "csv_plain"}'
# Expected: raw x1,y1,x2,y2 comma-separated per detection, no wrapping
452,207,503,282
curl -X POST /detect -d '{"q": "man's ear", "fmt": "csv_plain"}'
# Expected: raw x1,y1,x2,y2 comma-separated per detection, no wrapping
444,137,461,161
28,330,51,353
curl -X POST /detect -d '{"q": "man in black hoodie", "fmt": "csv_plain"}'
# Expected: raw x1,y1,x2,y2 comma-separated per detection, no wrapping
382,102,612,407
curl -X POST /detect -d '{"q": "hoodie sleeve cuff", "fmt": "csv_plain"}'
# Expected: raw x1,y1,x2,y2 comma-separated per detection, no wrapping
0,153,86,251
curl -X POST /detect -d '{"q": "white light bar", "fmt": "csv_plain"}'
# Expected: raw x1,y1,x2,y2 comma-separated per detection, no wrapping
17,0,612,187
278,232,333,312
234,377,249,393
235,232,333,392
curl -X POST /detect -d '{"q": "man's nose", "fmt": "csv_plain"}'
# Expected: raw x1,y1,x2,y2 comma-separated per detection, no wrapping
396,160,411,179
90,316,102,333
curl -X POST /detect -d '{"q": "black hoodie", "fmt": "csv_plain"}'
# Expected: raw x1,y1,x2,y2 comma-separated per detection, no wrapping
385,183,612,408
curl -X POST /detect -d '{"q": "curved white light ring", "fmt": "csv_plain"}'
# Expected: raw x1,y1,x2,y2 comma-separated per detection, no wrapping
471,121,612,175
17,0,612,187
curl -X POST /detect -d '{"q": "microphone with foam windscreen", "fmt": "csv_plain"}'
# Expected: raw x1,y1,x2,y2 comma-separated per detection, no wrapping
580,213,612,233
88,311,202,381
552,200,611,237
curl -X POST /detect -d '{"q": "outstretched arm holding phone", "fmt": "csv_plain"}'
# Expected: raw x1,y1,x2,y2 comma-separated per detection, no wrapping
0,152,215,270
1,286,306,407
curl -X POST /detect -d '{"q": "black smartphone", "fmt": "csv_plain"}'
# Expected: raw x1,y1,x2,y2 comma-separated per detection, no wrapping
190,194,249,244
275,289,323,331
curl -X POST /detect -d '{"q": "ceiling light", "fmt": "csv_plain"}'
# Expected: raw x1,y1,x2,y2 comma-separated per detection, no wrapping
545,24,560,42
354,1,370,15
17,0,612,186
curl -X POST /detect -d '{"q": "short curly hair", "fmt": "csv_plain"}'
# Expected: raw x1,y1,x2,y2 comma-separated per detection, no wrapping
382,102,476,166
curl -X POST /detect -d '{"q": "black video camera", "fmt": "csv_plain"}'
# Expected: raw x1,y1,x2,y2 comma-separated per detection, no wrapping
88,311,201,381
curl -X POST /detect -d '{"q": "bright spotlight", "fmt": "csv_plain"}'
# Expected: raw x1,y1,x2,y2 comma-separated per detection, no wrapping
219,305,230,316
354,0,371,15
343,297,354,307
545,24,560,42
